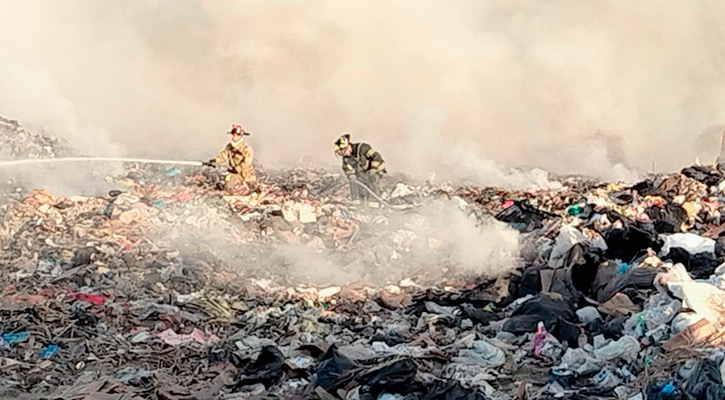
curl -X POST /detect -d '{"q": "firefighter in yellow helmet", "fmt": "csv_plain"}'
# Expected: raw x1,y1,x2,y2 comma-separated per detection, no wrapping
204,124,257,193
334,133,386,200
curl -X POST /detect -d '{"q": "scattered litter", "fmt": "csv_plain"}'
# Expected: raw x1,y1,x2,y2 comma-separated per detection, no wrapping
40,344,60,359
1,118,725,398
165,167,182,177
2,331,30,345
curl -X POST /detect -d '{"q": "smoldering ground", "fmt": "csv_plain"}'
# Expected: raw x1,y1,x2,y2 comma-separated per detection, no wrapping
1,1,725,185
151,198,521,286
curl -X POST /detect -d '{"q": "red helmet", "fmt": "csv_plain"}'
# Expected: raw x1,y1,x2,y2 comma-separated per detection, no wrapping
228,124,250,135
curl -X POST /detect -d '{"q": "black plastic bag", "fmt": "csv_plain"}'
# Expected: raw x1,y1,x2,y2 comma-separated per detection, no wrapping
549,269,581,304
685,359,725,400
421,380,488,400
236,345,285,388
646,203,688,234
631,180,671,199
461,303,498,325
603,315,628,339
503,294,577,342
495,200,556,233
316,345,359,392
664,248,721,280
603,221,661,262
567,247,603,297
357,358,419,398
370,331,407,347
682,166,724,187
596,267,658,303
518,266,542,297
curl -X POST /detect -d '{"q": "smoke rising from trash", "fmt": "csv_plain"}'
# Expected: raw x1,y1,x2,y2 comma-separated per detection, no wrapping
2,1,725,184
6,3,725,398
279,200,521,285
152,198,521,286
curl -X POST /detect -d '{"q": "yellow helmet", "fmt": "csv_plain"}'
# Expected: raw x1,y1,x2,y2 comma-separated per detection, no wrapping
334,134,351,156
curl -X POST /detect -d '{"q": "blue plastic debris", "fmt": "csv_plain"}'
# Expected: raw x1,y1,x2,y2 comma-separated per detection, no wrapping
41,344,60,359
567,204,585,216
661,383,675,394
165,167,182,177
616,262,631,275
3,331,30,345
153,201,167,209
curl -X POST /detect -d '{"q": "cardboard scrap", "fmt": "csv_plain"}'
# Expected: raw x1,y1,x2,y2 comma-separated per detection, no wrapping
662,318,725,352
598,293,639,316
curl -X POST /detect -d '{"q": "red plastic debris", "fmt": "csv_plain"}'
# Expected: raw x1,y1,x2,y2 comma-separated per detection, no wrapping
177,191,192,202
119,237,142,251
68,292,106,305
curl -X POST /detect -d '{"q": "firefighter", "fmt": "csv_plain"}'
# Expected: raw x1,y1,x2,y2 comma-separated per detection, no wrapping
333,133,386,200
204,124,257,193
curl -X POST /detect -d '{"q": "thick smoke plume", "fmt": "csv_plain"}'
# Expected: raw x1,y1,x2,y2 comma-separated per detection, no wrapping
2,1,725,183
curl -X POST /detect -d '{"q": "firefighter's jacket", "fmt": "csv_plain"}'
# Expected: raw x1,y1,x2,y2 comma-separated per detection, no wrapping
341,143,386,179
214,139,257,183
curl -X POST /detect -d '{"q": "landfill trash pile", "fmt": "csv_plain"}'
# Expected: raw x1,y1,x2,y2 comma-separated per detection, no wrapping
0,116,74,160
0,116,78,205
3,124,725,399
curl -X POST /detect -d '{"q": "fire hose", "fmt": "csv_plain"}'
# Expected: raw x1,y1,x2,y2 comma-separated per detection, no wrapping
316,179,390,206
0,157,203,168
351,180,390,206
0,157,389,205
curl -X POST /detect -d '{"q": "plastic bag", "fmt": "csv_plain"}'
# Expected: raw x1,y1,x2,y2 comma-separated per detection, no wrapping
593,336,640,363
454,339,505,367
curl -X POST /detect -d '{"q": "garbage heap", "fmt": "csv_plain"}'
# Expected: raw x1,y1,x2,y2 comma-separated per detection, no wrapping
2,129,725,400
0,116,73,160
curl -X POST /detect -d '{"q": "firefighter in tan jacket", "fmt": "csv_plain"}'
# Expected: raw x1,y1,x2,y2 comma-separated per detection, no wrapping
205,124,257,193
